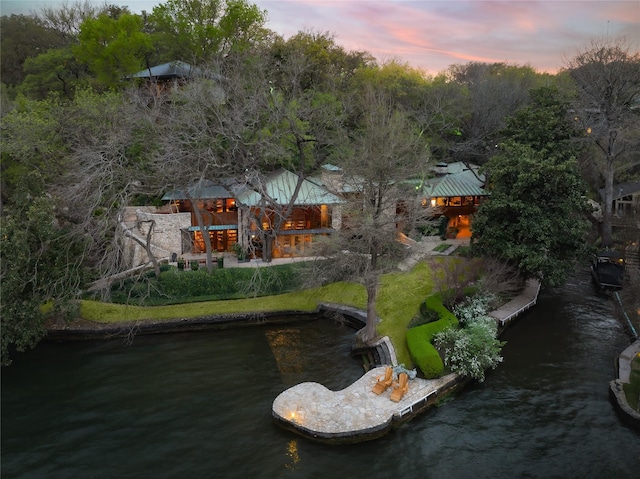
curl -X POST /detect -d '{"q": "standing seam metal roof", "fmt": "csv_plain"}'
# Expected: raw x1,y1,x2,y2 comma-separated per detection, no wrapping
423,173,487,198
236,169,343,206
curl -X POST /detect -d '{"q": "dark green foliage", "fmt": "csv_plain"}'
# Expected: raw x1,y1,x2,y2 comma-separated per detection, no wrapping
407,301,440,328
406,294,459,378
471,86,592,287
109,263,304,305
1,198,85,365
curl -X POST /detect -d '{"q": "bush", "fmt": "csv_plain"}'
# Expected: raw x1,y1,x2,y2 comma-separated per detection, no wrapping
407,304,440,329
406,293,459,379
434,317,505,382
109,263,305,304
452,293,496,325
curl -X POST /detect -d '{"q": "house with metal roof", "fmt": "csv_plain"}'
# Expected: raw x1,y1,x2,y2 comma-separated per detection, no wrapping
421,162,489,239
160,179,240,255
236,169,343,259
146,169,342,262
129,61,197,96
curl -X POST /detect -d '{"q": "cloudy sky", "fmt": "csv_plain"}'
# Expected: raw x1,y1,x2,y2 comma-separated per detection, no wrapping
2,0,638,75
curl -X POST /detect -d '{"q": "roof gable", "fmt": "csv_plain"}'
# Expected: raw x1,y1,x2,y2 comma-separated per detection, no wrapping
236,169,342,206
131,61,200,80
423,174,487,198
161,179,233,201
423,162,487,198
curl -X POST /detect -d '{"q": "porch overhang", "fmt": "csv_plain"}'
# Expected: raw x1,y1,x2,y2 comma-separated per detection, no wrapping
188,225,238,231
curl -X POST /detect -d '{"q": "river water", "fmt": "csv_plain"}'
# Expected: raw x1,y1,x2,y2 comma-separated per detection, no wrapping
2,269,639,479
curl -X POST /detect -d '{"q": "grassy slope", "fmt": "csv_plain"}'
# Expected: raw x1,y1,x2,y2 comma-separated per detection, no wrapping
80,261,437,366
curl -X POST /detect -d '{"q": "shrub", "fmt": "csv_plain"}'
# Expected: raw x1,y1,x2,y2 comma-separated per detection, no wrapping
407,304,440,328
406,293,459,379
452,293,496,325
434,317,505,382
109,263,305,304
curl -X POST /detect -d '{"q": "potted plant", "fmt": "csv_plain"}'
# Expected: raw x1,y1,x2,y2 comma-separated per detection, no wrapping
177,258,185,270
233,242,248,262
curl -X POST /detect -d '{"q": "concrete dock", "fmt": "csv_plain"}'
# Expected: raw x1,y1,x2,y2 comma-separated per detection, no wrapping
272,367,461,443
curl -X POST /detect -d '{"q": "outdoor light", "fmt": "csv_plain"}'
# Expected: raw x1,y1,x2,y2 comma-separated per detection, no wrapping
430,198,436,207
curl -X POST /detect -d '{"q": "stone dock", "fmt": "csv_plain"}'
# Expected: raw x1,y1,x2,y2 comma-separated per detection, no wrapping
272,367,464,444
272,278,542,444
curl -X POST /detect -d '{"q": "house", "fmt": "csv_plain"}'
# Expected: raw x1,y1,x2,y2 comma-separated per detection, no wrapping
129,61,201,96
235,169,342,258
121,169,342,266
602,181,640,220
420,162,488,239
160,179,240,254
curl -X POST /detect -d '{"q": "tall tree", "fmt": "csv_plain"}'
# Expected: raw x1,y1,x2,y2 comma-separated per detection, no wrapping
73,11,153,87
0,14,66,88
444,62,542,165
268,30,374,94
36,0,106,43
1,95,68,211
148,0,268,64
18,48,88,100
52,88,160,283
472,88,591,286
308,86,430,343
1,198,86,366
564,37,640,248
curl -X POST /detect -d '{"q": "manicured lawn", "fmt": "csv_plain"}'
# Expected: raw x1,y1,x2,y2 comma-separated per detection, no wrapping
79,260,440,367
432,243,451,253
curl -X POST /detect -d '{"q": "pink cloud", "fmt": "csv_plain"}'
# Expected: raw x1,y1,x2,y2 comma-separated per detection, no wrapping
258,1,638,74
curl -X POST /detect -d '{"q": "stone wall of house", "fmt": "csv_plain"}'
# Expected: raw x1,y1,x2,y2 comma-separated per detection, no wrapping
121,207,191,267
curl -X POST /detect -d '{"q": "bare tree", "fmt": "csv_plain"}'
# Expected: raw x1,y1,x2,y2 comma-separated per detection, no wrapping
308,86,432,343
52,88,161,294
564,37,640,248
36,0,107,42
151,46,349,264
442,62,541,165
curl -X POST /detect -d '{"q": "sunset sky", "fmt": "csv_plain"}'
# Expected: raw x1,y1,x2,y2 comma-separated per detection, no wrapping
2,0,638,75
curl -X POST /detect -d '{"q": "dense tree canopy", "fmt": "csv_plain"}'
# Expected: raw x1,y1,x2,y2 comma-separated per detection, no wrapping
0,198,85,365
471,88,592,286
74,11,153,87
148,0,268,64
0,14,67,88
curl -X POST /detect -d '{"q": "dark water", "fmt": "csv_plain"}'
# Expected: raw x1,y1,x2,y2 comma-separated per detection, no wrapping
2,270,639,479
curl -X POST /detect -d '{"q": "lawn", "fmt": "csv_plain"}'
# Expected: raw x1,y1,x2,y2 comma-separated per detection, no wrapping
79,259,440,367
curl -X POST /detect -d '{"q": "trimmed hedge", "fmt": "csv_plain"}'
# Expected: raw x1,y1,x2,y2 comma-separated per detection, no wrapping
407,293,458,379
109,263,305,305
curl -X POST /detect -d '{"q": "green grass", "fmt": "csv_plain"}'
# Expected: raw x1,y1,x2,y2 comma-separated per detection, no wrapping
623,354,640,412
432,243,451,253
80,281,367,323
80,260,440,367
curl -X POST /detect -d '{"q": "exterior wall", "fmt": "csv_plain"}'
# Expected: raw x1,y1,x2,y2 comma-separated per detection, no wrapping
613,192,640,218
121,207,191,267
136,209,191,255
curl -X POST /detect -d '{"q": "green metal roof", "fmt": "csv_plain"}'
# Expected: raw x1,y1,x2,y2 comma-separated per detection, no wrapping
236,169,342,207
161,180,233,201
423,173,487,198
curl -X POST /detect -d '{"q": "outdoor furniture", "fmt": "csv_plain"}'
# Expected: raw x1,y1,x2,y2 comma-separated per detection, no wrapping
371,367,394,395
390,373,409,402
